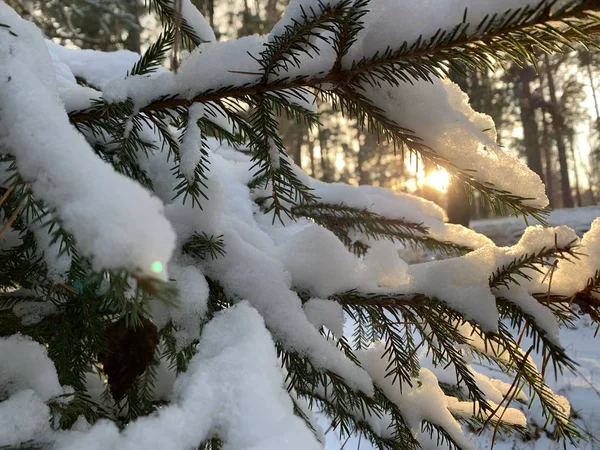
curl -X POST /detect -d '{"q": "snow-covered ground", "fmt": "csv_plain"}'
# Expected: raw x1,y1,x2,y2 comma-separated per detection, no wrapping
326,208,600,450
472,206,600,246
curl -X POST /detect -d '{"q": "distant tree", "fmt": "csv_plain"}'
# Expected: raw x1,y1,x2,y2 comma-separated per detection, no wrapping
5,0,145,51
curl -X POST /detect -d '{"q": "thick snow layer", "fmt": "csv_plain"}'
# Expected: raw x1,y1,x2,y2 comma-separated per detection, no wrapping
54,303,322,450
169,0,216,43
0,10,176,280
313,180,494,250
0,335,63,401
363,241,409,289
361,79,548,209
303,298,345,338
553,218,600,297
494,285,559,344
179,103,206,182
104,35,265,108
278,224,364,297
408,246,500,332
46,41,140,90
168,263,210,350
346,0,570,64
0,389,52,447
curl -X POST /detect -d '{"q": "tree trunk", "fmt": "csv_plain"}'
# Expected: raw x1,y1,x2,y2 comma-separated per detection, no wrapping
584,58,600,130
358,133,376,185
446,181,471,227
515,65,544,181
540,110,555,208
446,68,471,226
308,134,316,177
569,132,582,207
318,127,333,182
544,54,573,208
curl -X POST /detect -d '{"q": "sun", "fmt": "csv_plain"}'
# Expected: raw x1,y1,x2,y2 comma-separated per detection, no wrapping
425,169,450,193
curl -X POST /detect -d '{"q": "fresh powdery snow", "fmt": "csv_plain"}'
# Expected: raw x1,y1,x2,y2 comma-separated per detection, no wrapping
0,4,176,279
53,303,322,450
169,0,216,43
1,1,600,450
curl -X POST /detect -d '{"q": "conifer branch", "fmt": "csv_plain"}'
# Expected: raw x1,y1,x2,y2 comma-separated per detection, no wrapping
146,0,208,47
292,202,471,255
489,241,579,289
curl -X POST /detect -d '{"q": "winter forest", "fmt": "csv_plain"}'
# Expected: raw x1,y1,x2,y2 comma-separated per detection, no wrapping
1,0,600,449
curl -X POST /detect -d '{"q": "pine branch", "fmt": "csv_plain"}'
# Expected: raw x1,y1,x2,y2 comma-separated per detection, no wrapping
182,232,226,260
128,24,175,76
67,0,599,217
173,108,211,207
146,0,208,47
352,0,600,86
489,240,579,289
344,304,418,386
291,202,471,256
248,95,316,219
334,289,583,441
281,347,420,450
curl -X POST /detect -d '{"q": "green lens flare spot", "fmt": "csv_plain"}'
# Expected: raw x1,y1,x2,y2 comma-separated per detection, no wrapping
151,261,164,274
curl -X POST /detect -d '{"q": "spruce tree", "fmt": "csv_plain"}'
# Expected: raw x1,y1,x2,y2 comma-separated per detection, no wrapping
0,0,600,449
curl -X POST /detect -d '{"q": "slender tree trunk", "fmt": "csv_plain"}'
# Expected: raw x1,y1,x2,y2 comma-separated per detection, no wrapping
123,0,143,52
318,127,333,182
586,62,600,128
291,132,303,168
358,133,376,185
446,183,471,226
446,68,471,226
540,110,555,208
308,134,316,176
515,66,544,181
544,54,574,208
569,132,582,207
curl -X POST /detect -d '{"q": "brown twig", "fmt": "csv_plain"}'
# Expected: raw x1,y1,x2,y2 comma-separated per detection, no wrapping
0,196,26,239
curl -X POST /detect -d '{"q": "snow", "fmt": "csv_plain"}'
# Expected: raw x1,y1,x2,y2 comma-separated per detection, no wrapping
167,263,210,349
3,1,600,449
303,298,345,338
169,0,216,43
13,301,58,326
494,285,560,344
0,335,63,401
358,343,474,450
313,180,494,251
0,11,176,279
553,218,600,297
0,389,52,447
360,79,548,209
46,41,140,90
346,0,570,65
363,240,409,289
179,103,206,182
53,302,322,450
408,246,500,332
207,228,373,393
278,224,364,297
103,35,265,108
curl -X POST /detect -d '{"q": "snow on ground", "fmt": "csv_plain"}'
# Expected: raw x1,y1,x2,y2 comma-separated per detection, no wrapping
472,207,600,246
